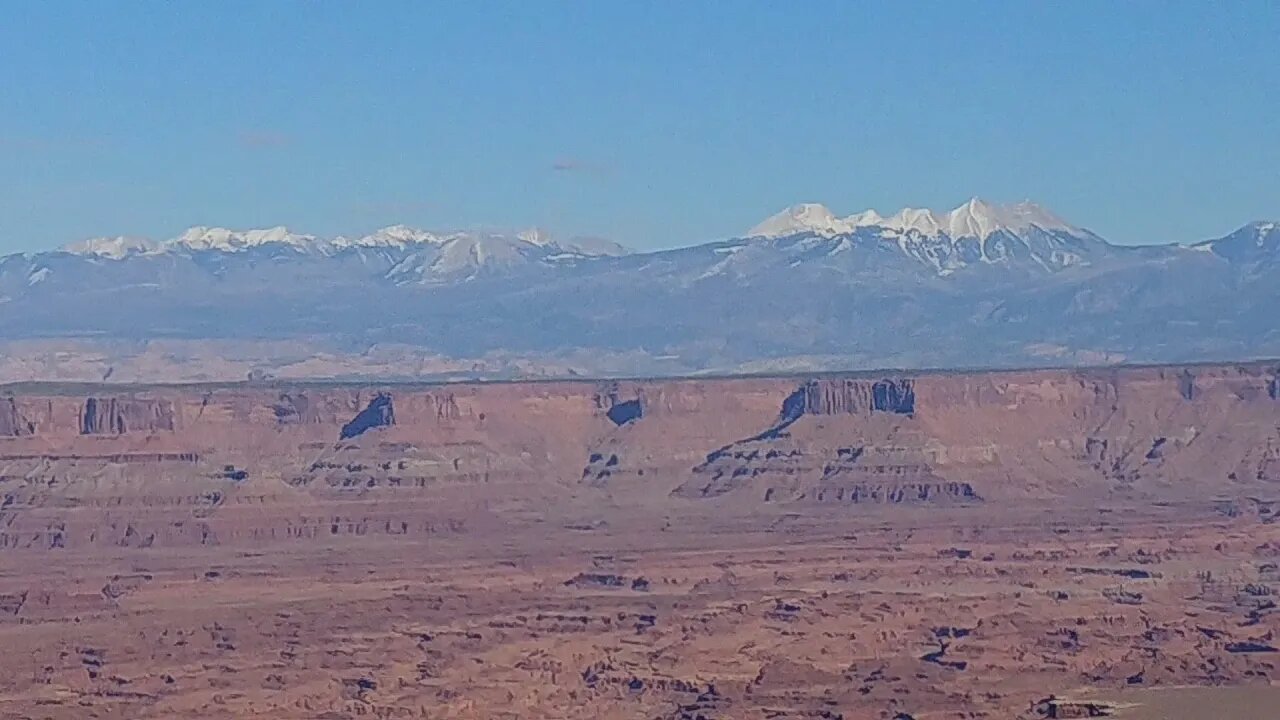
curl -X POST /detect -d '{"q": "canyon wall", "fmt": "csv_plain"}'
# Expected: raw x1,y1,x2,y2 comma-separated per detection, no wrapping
0,361,1277,550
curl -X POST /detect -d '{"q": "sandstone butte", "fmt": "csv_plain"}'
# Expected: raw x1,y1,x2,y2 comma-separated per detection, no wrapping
0,361,1278,719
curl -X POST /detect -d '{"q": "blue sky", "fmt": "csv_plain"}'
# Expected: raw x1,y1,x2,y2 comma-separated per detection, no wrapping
1,1,1277,252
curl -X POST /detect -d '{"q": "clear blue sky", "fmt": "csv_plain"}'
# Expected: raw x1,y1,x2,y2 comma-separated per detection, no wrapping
2,1,1277,252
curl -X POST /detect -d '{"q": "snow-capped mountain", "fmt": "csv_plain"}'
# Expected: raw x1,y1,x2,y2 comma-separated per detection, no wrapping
346,224,448,249
170,226,321,253
749,198,1085,239
62,226,326,257
58,224,631,282
1195,220,1280,265
7,201,1279,380
382,229,627,283
747,198,1107,273
61,236,158,259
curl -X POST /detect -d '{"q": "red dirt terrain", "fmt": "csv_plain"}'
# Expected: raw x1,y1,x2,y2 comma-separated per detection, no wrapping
1,362,1278,719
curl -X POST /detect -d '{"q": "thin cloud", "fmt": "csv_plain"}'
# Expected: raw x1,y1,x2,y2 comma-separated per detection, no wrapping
237,130,292,149
551,157,614,177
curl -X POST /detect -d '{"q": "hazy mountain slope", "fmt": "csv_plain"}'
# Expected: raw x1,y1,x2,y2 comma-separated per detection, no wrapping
0,201,1276,381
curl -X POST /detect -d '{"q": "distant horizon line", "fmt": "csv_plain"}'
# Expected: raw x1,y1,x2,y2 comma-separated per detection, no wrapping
29,205,1277,258
2,355,1277,394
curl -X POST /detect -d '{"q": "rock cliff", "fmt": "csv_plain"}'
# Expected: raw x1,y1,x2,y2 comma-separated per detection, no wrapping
0,361,1277,550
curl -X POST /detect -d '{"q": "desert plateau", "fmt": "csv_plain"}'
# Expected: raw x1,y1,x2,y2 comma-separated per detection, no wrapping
0,362,1276,719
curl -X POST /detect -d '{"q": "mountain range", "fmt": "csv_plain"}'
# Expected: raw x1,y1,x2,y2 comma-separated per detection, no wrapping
0,198,1276,382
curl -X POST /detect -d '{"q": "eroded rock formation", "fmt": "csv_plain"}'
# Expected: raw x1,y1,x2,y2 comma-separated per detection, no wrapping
0,398,33,437
0,362,1278,720
80,397,175,435
0,362,1273,552
339,392,396,440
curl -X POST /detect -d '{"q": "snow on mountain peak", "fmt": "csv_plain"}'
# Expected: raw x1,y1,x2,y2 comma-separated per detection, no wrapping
515,228,552,246
748,198,1085,240
170,226,318,252
1195,219,1280,262
748,203,853,238
847,209,886,227
61,236,157,259
351,225,446,248
56,221,634,266
1244,220,1278,238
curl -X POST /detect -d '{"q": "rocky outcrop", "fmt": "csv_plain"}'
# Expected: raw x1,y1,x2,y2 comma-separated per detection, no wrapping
594,383,645,427
0,398,34,437
80,397,175,435
272,392,327,424
873,378,915,414
1179,369,1197,400
678,377,931,499
0,361,1275,550
339,393,395,440
1031,697,1115,718
582,451,622,487
607,399,642,426
794,378,916,417
804,481,979,504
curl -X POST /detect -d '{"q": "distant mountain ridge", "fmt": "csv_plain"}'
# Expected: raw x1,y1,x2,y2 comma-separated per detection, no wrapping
1,199,1277,381
744,198,1110,274
65,224,630,257
748,197,1086,239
